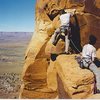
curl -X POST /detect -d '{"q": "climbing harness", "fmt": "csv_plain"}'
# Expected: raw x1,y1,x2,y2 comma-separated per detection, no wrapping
69,37,91,69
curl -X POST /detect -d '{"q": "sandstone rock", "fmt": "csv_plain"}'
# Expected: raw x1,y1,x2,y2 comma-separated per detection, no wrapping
45,39,65,56
20,0,100,99
47,60,57,91
95,0,100,8
20,58,52,98
84,0,100,17
96,48,100,59
22,58,48,82
20,88,57,99
56,55,94,99
88,94,100,99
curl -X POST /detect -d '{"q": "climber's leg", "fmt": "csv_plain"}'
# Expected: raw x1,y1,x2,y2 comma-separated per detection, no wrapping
65,34,70,53
53,34,61,46
51,28,60,46
61,26,70,54
89,63,100,93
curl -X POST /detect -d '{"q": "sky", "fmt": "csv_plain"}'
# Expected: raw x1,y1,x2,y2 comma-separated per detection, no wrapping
0,0,36,32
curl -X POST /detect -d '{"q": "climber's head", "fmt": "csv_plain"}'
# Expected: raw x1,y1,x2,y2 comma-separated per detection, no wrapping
89,34,97,45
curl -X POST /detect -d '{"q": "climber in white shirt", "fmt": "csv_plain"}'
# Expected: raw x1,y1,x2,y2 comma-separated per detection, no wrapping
51,9,76,54
82,43,96,61
81,35,100,93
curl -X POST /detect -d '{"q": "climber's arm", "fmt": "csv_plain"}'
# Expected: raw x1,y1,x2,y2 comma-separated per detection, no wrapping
70,9,76,16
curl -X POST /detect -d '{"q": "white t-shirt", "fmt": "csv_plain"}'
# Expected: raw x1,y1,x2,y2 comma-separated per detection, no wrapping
82,44,96,61
60,13,71,26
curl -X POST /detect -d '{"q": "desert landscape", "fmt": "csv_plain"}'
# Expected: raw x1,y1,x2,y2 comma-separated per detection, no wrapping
0,32,32,98
0,0,100,99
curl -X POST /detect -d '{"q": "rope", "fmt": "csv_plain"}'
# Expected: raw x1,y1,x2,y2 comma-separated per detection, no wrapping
70,39,81,53
69,23,100,54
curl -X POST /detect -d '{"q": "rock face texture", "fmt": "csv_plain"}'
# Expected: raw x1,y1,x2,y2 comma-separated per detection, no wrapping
19,0,100,99
56,55,94,99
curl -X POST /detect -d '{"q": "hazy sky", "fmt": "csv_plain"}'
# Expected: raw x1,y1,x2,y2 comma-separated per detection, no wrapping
0,0,36,32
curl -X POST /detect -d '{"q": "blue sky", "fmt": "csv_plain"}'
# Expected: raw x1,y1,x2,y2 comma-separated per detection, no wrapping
0,0,36,32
